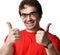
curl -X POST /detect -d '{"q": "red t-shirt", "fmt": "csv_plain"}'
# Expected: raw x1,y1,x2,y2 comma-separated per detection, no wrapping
5,29,60,55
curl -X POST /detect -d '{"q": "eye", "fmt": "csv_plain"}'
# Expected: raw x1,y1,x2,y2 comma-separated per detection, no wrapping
30,12,38,16
20,14,27,19
21,14,27,17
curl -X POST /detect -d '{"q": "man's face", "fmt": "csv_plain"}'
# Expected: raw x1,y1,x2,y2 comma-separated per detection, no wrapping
20,5,41,31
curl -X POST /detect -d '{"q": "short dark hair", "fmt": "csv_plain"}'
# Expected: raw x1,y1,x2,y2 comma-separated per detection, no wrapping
19,0,43,16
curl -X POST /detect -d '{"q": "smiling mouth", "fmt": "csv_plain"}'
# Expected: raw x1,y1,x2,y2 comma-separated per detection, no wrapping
27,20,34,24
26,22,34,26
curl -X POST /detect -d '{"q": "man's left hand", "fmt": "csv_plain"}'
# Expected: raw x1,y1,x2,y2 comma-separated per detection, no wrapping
36,23,51,46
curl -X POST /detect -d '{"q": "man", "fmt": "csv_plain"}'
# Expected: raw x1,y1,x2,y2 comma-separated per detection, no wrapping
0,0,60,55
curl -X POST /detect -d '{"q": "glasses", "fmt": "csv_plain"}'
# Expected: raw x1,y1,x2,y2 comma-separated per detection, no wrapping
20,11,38,19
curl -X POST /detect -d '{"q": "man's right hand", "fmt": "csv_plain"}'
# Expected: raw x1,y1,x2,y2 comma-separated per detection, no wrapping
5,22,20,46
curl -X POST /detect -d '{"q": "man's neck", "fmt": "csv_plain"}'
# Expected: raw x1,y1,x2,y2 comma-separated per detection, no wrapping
26,26,41,33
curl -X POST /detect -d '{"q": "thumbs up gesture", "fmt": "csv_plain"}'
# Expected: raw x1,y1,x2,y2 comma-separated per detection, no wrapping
36,23,51,46
5,22,20,45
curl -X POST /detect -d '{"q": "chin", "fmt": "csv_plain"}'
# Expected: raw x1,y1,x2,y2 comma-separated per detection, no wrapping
26,25,36,30
25,22,37,30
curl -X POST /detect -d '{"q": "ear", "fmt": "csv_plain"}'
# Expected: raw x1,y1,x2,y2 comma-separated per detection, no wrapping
39,15,42,21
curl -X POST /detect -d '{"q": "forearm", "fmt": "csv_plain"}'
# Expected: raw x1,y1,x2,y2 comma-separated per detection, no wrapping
45,45,60,55
0,43,13,55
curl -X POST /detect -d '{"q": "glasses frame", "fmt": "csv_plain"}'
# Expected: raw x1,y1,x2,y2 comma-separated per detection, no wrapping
20,11,39,19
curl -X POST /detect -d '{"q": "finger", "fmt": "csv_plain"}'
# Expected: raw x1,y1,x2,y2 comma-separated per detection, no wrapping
12,28,20,35
6,22,12,31
45,23,51,32
15,38,20,41
14,35,20,38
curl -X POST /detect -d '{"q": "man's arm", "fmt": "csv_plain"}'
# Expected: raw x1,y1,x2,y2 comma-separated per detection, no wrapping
0,22,20,55
0,43,13,55
45,43,60,55
45,35,60,55
36,23,60,55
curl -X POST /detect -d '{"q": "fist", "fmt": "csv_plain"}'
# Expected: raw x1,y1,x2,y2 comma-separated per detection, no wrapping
36,23,51,46
5,22,20,45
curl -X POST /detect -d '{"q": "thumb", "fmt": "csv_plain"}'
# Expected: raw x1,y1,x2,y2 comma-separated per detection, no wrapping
45,23,51,32
6,22,12,31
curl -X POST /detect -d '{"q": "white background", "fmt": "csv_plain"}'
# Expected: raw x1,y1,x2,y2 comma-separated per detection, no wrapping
0,0,60,48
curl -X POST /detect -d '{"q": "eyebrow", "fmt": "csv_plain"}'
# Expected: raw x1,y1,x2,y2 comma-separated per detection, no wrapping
21,11,37,15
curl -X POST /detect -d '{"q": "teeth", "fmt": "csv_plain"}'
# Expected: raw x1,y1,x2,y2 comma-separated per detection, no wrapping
27,23,33,24
27,22,33,25
27,21,34,23
27,22,34,24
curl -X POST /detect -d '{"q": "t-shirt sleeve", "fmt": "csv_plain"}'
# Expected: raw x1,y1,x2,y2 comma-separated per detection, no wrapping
49,33,60,52
53,35,60,52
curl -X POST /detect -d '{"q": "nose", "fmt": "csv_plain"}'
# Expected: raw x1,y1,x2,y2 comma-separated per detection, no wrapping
26,15,32,21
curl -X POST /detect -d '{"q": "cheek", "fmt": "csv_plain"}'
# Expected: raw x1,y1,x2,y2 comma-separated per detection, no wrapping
35,17,40,23
22,19,26,23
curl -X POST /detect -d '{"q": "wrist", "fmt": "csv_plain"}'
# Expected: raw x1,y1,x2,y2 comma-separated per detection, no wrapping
5,42,13,47
44,41,52,49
